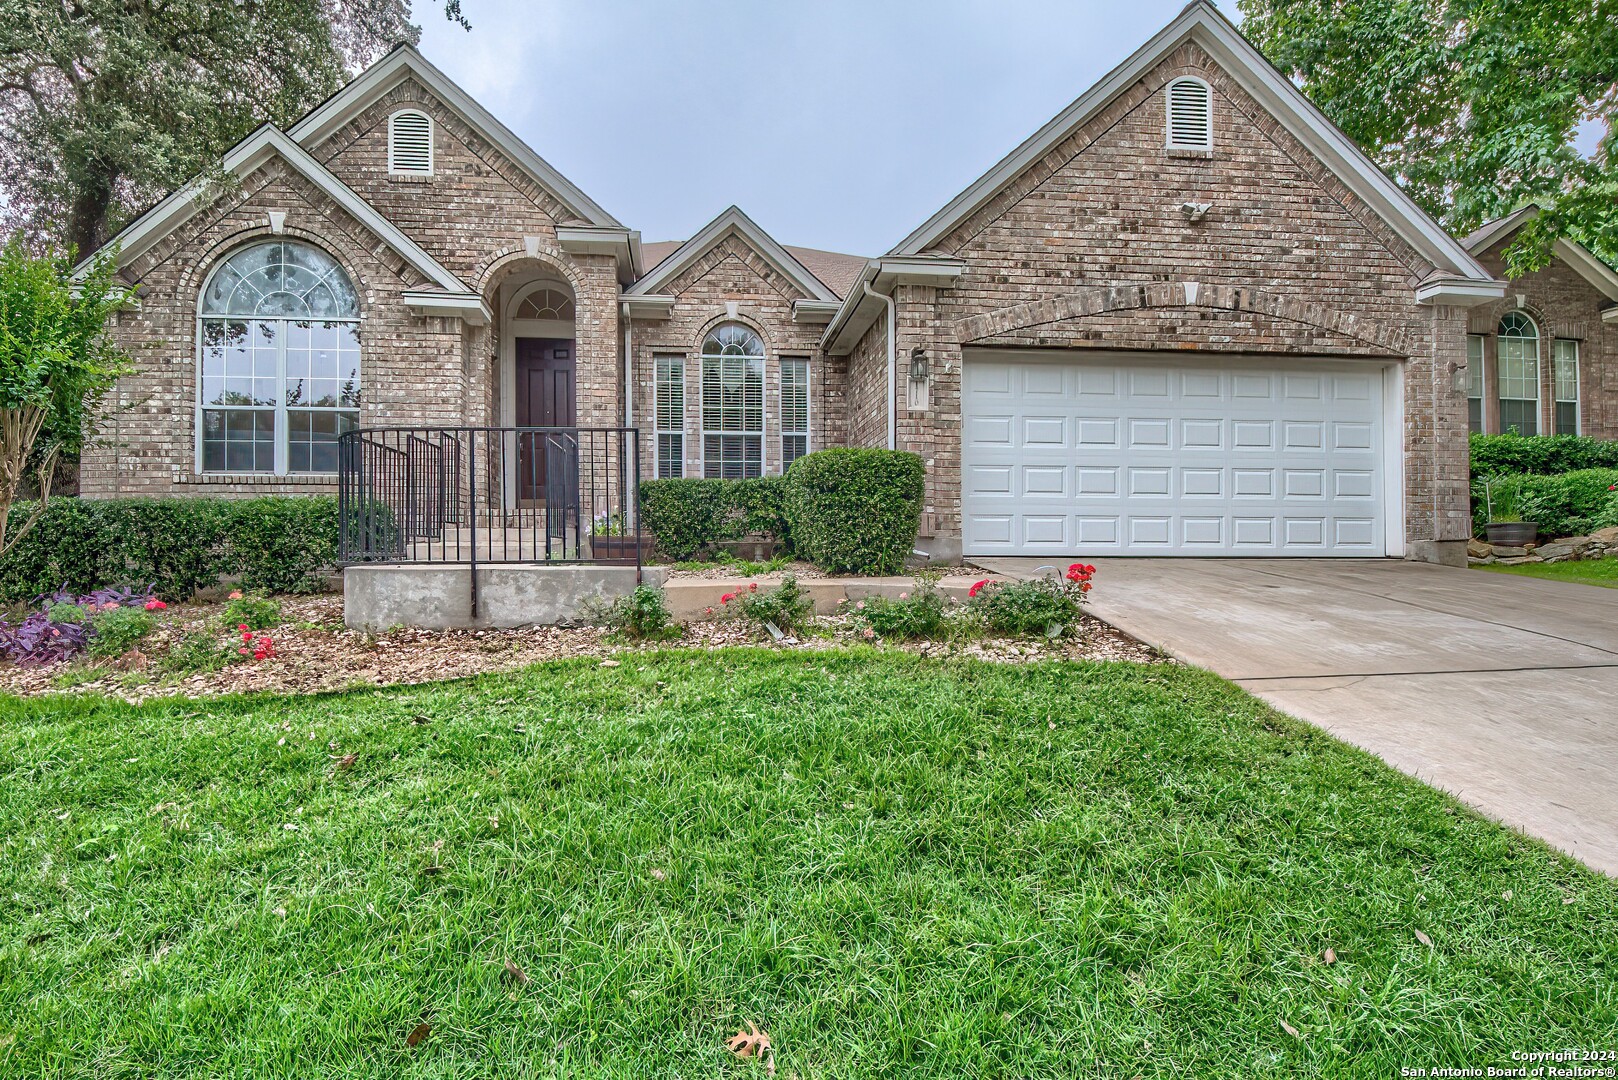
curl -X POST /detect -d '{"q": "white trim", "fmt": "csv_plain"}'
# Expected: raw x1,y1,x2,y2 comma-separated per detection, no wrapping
387,108,434,176
626,206,838,302
402,290,490,324
1382,362,1405,558
1553,337,1581,436
623,294,675,319
499,278,577,429
779,355,811,469
697,346,767,480
287,45,622,228
1415,277,1509,307
653,352,686,479
1464,205,1618,304
792,299,841,323
821,256,966,355
556,225,642,285
885,1,1490,282
1164,76,1213,151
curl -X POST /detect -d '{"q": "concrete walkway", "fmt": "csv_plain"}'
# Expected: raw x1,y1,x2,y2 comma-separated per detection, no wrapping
969,557,1618,875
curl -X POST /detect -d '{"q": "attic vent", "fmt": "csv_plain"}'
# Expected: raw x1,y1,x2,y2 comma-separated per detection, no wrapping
388,109,433,175
1165,77,1213,150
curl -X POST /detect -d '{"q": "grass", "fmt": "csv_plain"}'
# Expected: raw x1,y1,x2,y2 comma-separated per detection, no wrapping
670,553,794,575
1476,555,1618,589
0,651,1613,1078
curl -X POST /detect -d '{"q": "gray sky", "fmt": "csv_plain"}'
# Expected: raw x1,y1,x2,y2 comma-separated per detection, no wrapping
414,1,1606,258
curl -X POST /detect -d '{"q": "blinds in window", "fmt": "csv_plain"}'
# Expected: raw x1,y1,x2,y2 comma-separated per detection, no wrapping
1166,78,1212,149
389,111,433,174
655,354,684,479
781,357,809,467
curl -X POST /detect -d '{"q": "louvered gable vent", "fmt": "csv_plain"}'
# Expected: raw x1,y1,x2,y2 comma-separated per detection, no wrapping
389,110,433,174
1165,78,1212,150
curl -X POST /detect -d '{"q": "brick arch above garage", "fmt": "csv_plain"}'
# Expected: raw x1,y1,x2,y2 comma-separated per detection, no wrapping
954,281,1413,358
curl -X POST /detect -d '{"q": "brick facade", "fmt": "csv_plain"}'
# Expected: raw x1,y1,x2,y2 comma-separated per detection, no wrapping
1468,239,1618,440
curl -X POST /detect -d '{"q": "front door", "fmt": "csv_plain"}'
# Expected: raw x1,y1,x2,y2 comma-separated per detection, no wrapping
515,337,576,502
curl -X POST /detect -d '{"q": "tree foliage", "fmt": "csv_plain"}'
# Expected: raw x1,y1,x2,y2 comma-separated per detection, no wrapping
1237,0,1618,273
0,239,133,555
0,0,468,255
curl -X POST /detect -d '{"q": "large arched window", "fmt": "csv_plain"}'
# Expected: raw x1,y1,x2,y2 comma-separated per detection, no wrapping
199,241,361,474
700,323,765,478
1496,311,1539,436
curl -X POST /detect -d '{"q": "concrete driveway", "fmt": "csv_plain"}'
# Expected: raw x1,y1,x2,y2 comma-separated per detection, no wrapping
970,557,1618,875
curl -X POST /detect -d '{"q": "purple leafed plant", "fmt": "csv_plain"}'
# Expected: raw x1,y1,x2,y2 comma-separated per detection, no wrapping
0,584,157,667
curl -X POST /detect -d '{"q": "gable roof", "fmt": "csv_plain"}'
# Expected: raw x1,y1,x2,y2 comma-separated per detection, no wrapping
886,0,1494,284
641,238,867,299
287,44,621,230
626,206,841,301
73,124,470,299
1464,205,1618,304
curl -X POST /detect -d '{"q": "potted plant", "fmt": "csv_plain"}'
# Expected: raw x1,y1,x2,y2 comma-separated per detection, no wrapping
1483,476,1538,547
589,512,644,562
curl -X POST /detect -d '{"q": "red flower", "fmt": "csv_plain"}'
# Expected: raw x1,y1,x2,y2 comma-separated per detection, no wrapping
720,592,735,605
749,582,758,591
237,623,248,631
144,598,167,611
242,631,253,642
968,579,990,598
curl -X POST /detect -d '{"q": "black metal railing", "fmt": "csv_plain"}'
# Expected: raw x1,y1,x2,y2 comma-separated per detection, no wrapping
338,426,642,581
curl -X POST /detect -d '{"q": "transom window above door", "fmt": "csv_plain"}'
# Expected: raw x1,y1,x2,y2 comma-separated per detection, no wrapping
700,323,764,479
198,241,360,474
514,287,574,321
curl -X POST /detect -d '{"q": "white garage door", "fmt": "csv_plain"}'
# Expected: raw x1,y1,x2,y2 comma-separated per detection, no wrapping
961,353,1391,557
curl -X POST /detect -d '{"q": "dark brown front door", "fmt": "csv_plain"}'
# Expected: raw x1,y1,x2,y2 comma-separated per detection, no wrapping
516,337,575,501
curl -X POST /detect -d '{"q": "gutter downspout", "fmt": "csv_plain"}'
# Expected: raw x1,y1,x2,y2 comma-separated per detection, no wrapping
862,278,896,450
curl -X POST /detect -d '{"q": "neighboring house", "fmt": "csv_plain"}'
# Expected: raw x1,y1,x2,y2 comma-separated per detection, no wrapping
79,2,1507,565
1461,206,1618,439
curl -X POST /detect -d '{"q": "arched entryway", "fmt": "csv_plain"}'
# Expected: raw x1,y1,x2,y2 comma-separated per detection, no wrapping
500,277,577,502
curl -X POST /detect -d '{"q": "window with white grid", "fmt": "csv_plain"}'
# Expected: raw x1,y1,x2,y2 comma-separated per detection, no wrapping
1554,339,1579,435
1496,312,1539,436
780,357,809,469
700,324,765,479
1466,334,1485,434
654,354,684,479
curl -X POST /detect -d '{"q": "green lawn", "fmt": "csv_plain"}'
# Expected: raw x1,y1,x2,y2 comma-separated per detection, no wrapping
1,651,1612,1078
1476,555,1618,588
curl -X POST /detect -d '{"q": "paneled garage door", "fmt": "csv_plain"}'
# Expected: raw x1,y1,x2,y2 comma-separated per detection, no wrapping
961,353,1392,557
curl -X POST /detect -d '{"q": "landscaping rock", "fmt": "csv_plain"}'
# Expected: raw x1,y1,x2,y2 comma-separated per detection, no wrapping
1490,545,1528,558
1495,555,1544,566
1466,538,1492,559
1592,527,1618,545
1533,542,1582,561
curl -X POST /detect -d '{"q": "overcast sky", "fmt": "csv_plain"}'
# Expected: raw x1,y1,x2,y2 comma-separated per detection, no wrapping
413,1,1605,258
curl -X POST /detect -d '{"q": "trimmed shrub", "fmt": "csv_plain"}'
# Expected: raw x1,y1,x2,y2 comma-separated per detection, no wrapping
784,449,923,575
1470,432,1618,477
1517,470,1618,540
0,496,339,603
638,477,789,560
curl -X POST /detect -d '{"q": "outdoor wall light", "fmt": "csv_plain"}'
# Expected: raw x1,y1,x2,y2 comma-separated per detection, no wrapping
909,346,930,382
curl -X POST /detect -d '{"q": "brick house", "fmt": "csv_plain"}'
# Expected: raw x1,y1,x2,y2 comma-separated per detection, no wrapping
1460,206,1618,440
81,2,1514,565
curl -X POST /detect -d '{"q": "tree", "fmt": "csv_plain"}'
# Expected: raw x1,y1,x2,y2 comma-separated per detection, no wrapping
0,239,132,555
1237,0,1618,273
0,0,468,256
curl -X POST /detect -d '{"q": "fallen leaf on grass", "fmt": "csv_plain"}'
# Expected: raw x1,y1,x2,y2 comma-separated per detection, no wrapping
727,1022,774,1070
335,753,358,770
406,1022,431,1047
1414,929,1433,947
599,659,621,668
1279,1018,1302,1039
1322,948,1336,965
503,960,530,985
1502,889,1513,901
649,867,667,881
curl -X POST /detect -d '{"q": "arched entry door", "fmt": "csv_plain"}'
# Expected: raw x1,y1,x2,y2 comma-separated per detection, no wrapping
506,283,577,502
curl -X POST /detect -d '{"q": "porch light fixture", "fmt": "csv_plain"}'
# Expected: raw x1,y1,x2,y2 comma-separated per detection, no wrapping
909,346,930,382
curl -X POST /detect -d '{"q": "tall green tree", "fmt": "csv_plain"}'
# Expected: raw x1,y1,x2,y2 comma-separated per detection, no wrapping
1237,0,1618,273
0,0,468,256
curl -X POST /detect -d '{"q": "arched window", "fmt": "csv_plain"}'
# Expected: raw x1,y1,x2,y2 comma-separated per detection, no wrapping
699,323,765,478
198,240,360,474
388,109,433,175
514,287,575,321
1496,311,1539,436
1165,77,1213,150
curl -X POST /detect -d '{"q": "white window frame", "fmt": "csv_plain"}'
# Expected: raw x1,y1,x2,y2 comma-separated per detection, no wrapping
1465,334,1485,434
195,241,361,476
654,353,685,479
1165,76,1213,151
699,324,766,480
1553,338,1580,436
780,356,810,470
1496,311,1540,437
388,109,434,176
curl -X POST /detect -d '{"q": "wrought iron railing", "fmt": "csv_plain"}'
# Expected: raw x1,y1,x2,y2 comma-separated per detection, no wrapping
337,426,642,583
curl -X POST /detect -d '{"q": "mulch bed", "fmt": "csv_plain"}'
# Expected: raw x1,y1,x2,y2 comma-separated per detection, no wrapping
0,595,1164,705
659,561,981,580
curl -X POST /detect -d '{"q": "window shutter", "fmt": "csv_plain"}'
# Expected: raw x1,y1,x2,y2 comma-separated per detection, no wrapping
389,111,433,174
1166,79,1212,149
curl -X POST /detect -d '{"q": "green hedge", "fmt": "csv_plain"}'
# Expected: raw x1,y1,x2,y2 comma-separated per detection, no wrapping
1470,432,1618,477
638,476,789,560
784,449,923,575
0,496,340,604
1471,469,1618,540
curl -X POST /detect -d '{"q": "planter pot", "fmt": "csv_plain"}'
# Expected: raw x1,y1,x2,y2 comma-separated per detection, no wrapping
591,534,646,563
1485,521,1538,547
716,537,781,562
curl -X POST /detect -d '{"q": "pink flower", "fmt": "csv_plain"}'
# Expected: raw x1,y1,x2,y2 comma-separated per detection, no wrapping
855,600,865,610
103,601,119,610
241,631,253,642
238,647,249,656
704,606,715,615
229,590,243,600
748,582,758,592
862,628,875,639
899,592,909,600
238,623,248,631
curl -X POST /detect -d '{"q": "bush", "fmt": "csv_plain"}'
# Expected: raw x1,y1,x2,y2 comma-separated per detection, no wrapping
86,607,155,660
784,449,923,575
587,584,675,640
1518,470,1618,539
852,572,950,640
967,564,1094,638
223,593,282,631
639,477,789,561
158,631,235,675
722,575,814,635
1470,432,1618,478
0,496,338,603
